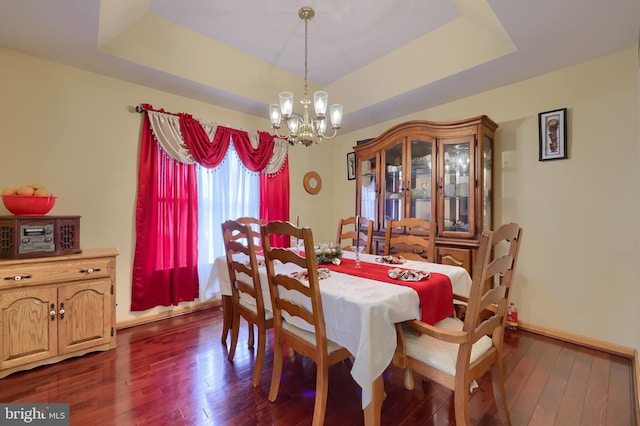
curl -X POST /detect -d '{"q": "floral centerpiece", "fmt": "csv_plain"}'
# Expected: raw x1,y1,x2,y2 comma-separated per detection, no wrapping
314,243,343,265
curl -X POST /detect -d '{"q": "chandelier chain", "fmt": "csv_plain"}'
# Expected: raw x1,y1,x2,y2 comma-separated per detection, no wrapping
304,15,309,100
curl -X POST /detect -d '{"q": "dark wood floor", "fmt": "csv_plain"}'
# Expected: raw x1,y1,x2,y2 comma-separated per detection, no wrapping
0,307,635,425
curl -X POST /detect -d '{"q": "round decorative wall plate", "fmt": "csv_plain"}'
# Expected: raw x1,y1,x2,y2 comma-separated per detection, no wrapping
303,171,322,195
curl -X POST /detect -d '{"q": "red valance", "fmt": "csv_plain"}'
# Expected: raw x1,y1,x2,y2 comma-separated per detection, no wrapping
179,114,230,168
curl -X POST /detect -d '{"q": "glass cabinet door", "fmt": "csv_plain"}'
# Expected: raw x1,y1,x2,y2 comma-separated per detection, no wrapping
358,154,377,228
383,142,403,224
408,137,434,221
439,138,474,237
482,135,492,232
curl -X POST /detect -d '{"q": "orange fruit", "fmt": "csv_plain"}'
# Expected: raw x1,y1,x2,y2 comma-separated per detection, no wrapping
16,186,35,196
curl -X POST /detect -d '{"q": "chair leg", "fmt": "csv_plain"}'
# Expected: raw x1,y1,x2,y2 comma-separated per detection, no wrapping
268,340,283,402
453,382,471,426
403,368,415,390
312,361,329,426
252,326,267,387
247,322,255,348
491,362,512,426
227,310,241,362
221,295,233,342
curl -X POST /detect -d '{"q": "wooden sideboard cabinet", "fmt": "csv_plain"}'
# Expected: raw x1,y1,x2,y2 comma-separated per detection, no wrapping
0,248,118,379
354,116,498,275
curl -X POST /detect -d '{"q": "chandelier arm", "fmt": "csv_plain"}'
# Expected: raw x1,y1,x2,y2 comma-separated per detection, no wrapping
272,127,289,139
319,128,339,140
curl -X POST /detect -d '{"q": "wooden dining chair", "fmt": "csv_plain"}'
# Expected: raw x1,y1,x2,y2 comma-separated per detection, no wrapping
261,220,352,426
221,216,264,343
221,219,273,387
336,216,374,254
237,216,265,247
393,223,523,425
384,218,436,262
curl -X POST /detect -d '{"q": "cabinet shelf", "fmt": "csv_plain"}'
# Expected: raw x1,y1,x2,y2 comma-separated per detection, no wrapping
411,167,431,174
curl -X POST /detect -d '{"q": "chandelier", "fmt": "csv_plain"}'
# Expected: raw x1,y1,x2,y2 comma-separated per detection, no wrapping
269,7,343,146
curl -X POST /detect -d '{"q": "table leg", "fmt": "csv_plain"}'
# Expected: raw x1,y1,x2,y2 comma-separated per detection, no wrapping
363,375,383,426
221,295,232,342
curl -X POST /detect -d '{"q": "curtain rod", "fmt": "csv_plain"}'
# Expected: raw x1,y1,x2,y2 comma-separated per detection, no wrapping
135,105,146,113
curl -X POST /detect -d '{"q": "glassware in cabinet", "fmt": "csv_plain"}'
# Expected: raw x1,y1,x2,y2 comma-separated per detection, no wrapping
358,155,378,228
383,142,403,222
440,139,472,235
409,137,434,221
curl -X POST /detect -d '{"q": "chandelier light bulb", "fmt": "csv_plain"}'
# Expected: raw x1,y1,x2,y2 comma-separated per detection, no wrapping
330,104,343,128
313,91,328,117
317,118,327,135
287,117,300,134
269,104,282,127
279,92,294,117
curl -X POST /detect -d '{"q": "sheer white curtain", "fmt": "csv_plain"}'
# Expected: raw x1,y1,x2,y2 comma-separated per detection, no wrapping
197,146,259,299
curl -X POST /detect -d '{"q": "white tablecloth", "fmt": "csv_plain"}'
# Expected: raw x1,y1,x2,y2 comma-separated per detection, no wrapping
209,250,471,408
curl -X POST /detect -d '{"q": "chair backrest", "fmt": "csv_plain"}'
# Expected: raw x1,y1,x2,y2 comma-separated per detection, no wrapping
461,222,522,374
236,216,265,247
221,219,267,317
260,220,329,354
336,216,374,254
384,218,436,262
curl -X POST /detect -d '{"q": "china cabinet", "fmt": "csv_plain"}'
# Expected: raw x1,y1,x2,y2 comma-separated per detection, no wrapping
0,248,118,378
354,116,497,275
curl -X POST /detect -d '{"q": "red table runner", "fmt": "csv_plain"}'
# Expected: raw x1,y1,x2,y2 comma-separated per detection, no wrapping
322,258,453,325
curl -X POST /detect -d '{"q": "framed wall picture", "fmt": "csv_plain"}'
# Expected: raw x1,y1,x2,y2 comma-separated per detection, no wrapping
538,108,568,161
347,152,356,180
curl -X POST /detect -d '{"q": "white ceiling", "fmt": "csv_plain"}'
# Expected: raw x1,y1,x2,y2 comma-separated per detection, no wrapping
0,0,638,133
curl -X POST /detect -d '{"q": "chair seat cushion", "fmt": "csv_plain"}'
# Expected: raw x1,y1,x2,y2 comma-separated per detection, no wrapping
403,317,493,376
282,321,344,355
239,298,273,320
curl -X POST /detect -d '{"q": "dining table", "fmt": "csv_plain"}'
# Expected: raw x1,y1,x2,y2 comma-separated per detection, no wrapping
208,249,472,425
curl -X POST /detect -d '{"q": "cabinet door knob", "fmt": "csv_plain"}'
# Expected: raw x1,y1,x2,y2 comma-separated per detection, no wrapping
50,304,56,321
59,303,65,319
79,268,101,274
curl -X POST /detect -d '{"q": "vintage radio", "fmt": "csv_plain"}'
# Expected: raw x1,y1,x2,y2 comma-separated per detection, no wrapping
0,215,81,259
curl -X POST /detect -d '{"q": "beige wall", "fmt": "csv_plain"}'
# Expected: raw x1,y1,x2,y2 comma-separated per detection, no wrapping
1,47,638,353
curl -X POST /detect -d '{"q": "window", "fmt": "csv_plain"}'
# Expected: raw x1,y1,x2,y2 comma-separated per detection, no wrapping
197,146,259,298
